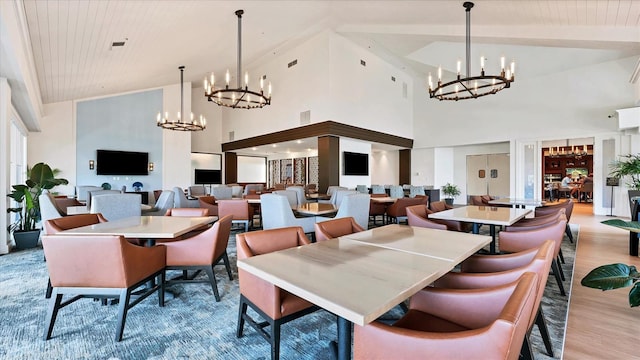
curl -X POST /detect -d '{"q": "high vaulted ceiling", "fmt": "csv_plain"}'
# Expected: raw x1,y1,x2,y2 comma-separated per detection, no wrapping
21,0,640,105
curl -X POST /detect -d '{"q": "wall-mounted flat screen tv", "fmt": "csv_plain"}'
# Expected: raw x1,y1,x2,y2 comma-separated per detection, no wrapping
96,150,148,175
195,169,222,184
343,151,369,176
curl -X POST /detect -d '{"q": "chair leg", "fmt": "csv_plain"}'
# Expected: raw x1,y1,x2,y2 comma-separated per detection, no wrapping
44,290,63,340
559,248,566,264
520,336,534,360
271,320,281,360
115,289,131,342
557,256,566,280
237,296,248,337
551,259,566,296
536,307,554,357
45,278,52,299
565,224,574,243
204,266,221,302
223,252,233,280
158,271,165,307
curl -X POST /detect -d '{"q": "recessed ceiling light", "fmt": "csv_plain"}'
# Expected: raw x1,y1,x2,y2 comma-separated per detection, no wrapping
272,144,277,148
252,147,257,151
296,140,302,144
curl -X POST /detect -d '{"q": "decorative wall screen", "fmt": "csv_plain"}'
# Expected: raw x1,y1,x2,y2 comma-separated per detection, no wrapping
280,159,292,183
293,158,306,184
308,156,319,186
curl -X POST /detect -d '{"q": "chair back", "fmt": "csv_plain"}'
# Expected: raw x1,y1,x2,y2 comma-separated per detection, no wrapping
45,213,108,234
218,200,251,221
164,215,232,266
90,194,141,221
334,193,371,229
286,186,307,205
332,190,359,206
148,190,174,215
315,217,365,242
326,186,348,196
260,194,295,228
389,185,404,199
370,185,386,195
212,186,233,200
243,184,264,195
408,185,425,198
43,235,165,288
429,200,450,212
386,197,428,219
356,185,368,194
231,185,244,198
75,185,102,202
499,219,567,256
188,185,207,197
237,226,310,258
39,193,65,233
165,208,209,217
506,208,565,232
273,190,298,207
87,189,122,209
406,205,447,230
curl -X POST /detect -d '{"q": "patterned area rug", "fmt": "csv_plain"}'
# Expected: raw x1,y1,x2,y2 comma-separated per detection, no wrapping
0,225,577,359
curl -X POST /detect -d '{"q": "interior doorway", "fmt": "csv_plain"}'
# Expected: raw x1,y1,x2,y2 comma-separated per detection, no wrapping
466,154,510,198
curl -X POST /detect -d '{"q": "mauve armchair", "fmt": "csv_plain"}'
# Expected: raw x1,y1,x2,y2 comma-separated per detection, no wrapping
42,235,166,342
236,227,318,360
354,273,538,360
314,216,364,242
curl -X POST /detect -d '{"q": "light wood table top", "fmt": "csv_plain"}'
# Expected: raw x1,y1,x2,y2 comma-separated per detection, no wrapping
487,198,546,208
58,215,216,239
370,196,397,203
294,202,338,216
428,205,531,226
306,193,331,201
342,224,491,262
428,205,531,253
66,204,151,215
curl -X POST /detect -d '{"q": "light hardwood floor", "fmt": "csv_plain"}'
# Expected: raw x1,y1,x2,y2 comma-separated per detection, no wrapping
563,202,640,359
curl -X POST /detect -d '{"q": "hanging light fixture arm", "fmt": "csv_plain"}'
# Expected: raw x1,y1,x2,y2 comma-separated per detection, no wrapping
236,10,243,90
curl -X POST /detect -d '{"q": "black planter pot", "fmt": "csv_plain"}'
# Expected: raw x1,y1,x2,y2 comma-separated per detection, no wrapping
13,229,41,250
444,198,454,206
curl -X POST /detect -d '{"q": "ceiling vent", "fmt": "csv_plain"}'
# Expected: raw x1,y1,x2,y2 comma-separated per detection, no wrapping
229,131,235,141
288,59,298,68
300,110,311,125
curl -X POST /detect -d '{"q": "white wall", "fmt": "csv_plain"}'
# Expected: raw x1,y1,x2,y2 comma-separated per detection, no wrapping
237,156,267,183
27,101,75,195
191,85,223,153
339,138,371,189
161,82,192,190
372,150,399,186
411,148,435,187
221,30,414,143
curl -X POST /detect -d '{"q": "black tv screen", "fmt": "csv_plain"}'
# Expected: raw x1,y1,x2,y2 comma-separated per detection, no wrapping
96,150,148,175
195,169,222,184
343,152,369,176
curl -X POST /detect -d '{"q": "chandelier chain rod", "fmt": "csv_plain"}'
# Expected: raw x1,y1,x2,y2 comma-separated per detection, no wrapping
236,10,243,89
179,66,184,123
465,2,471,80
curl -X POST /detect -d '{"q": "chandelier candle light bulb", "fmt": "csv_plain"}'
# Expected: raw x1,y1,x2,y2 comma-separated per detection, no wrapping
428,2,515,101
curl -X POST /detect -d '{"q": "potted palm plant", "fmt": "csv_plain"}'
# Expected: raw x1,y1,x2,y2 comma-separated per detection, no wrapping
609,153,640,213
442,183,461,205
7,162,68,249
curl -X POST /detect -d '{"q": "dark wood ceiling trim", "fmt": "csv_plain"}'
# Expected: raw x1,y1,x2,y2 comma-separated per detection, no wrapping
221,120,413,152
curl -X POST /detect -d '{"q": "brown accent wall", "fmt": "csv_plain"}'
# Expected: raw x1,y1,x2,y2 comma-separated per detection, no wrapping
224,152,237,184
399,149,411,185
318,136,340,194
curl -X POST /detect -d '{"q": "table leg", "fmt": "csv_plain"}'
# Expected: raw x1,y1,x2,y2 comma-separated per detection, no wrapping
489,225,497,254
330,316,352,360
472,223,480,234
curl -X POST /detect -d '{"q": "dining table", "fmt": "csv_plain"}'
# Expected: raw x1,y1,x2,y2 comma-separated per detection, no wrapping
487,197,546,209
237,224,490,360
66,204,152,216
57,215,217,246
428,205,531,253
294,202,338,216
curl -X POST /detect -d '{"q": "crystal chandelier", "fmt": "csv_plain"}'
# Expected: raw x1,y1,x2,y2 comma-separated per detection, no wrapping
428,2,515,101
157,66,206,131
204,10,271,109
